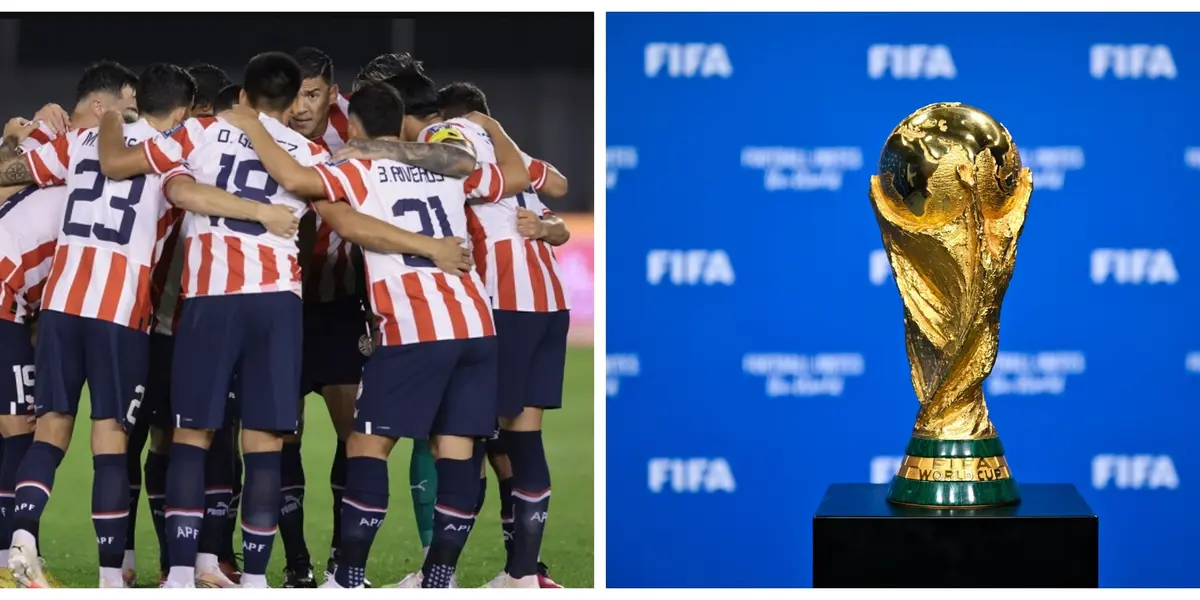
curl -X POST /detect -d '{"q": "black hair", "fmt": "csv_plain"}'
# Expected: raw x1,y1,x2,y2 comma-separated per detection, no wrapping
75,60,138,104
292,46,334,83
353,53,438,117
214,84,242,114
348,81,406,138
243,51,302,112
437,81,489,118
187,63,232,111
136,64,197,118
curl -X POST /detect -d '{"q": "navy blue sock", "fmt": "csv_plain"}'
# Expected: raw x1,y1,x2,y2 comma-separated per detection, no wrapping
329,439,347,563
93,453,130,569
165,443,206,570
144,451,170,572
498,476,515,571
278,441,309,568
0,434,33,551
506,430,551,579
199,431,235,559
421,456,481,588
11,440,65,539
335,456,388,588
240,450,282,577
124,446,142,552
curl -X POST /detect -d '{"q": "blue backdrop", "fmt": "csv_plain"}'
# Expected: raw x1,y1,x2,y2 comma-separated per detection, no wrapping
606,12,1200,588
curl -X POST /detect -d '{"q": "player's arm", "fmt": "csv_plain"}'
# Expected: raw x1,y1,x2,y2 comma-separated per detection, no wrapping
220,105,327,199
529,157,568,198
463,112,531,197
97,110,155,180
333,138,476,178
164,171,300,238
312,200,472,276
0,118,42,185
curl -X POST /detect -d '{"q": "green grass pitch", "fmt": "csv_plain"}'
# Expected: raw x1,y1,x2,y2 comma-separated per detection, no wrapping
31,347,593,588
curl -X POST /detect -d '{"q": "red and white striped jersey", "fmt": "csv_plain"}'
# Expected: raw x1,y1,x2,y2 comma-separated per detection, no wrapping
0,186,66,323
304,93,360,303
26,122,177,331
312,157,494,347
420,119,570,313
18,122,57,154
143,114,329,299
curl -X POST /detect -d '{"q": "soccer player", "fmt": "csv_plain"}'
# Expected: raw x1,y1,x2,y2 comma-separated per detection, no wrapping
126,62,243,588
225,80,496,589
340,69,569,588
276,46,357,587
346,52,497,569
0,132,66,591
436,81,571,589
0,62,298,589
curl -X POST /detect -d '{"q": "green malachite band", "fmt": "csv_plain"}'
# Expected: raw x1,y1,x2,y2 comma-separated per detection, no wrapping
905,436,1005,458
887,437,1021,507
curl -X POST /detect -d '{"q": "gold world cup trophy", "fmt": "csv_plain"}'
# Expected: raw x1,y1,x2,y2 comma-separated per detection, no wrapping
869,102,1032,508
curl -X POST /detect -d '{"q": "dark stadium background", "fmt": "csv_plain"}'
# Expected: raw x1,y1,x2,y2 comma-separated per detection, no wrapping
0,15,593,212
0,14,595,588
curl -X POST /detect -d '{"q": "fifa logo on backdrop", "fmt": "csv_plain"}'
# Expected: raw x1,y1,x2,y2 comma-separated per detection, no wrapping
648,458,736,493
740,146,863,192
644,43,732,78
1021,147,1085,191
870,456,904,484
743,353,866,397
989,352,1086,396
607,354,640,397
1090,44,1176,79
607,146,638,190
1091,249,1177,284
868,44,956,79
1093,455,1178,490
647,250,734,286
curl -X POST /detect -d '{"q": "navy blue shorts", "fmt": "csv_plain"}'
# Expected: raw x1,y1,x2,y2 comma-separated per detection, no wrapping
493,310,570,419
356,336,498,440
0,319,34,417
34,311,149,427
301,297,371,395
172,292,302,433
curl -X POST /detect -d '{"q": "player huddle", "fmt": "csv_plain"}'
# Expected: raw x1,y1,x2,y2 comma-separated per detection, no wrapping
0,47,571,589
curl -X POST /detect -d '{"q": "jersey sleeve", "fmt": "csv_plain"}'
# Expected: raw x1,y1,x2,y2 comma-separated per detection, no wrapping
143,118,209,174
159,164,195,197
298,142,330,168
19,122,57,154
523,152,551,191
25,134,70,187
463,163,505,203
419,122,472,147
312,159,370,207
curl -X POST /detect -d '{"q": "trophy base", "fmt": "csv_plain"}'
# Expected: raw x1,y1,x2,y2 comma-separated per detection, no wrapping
886,436,1020,507
813,483,1098,587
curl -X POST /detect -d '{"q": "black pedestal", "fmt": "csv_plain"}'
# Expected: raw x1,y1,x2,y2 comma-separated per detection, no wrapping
813,483,1098,588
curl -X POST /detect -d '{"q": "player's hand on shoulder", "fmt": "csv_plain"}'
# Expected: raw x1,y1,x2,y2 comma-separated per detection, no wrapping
32,103,70,134
516,207,545,239
257,204,301,238
3,117,37,142
219,103,259,131
331,141,368,162
431,236,473,277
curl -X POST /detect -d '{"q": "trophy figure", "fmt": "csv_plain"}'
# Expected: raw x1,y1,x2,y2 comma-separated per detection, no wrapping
869,102,1032,508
